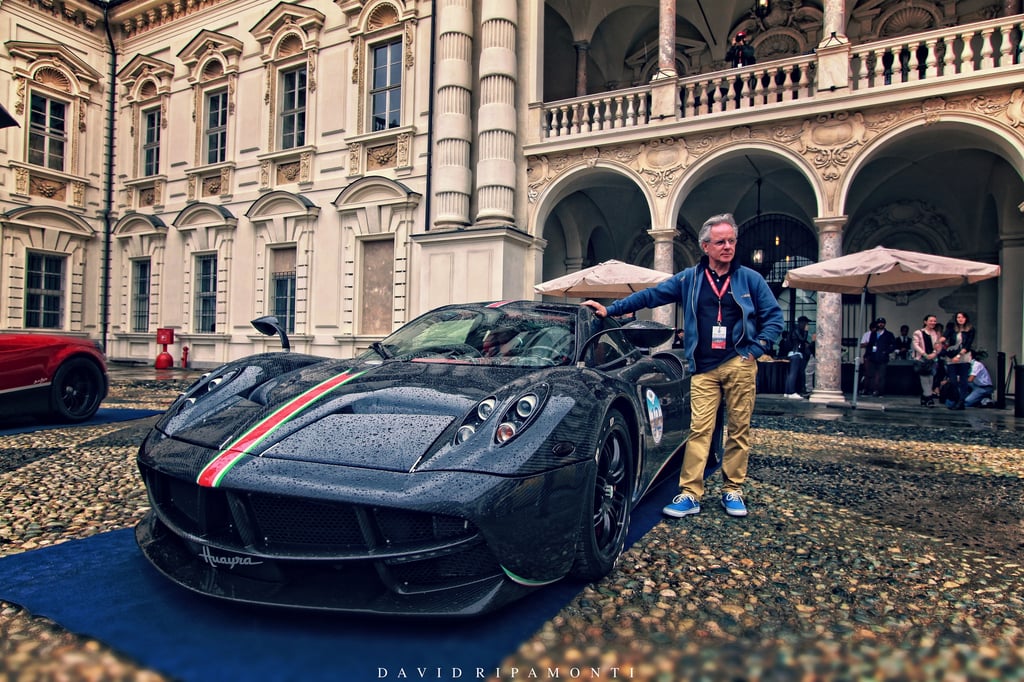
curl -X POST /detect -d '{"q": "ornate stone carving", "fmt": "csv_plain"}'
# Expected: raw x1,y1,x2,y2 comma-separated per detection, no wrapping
277,160,301,183
396,133,410,167
849,200,962,253
367,143,397,170
202,175,221,196
30,176,66,200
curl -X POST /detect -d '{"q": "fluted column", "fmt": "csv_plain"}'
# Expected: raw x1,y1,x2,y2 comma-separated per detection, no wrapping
573,41,589,96
650,228,677,327
474,0,517,225
808,217,847,404
652,0,677,79
433,0,474,230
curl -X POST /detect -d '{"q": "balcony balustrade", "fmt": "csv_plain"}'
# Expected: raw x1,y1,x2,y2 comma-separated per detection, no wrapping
533,15,1024,144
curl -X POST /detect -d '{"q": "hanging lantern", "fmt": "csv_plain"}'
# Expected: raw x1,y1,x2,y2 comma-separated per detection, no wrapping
754,0,770,18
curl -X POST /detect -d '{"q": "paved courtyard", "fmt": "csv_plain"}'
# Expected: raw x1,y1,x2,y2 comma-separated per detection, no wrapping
1,365,1021,681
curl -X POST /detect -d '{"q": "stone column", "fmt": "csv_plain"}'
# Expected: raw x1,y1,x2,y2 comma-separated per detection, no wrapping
816,0,850,93
433,0,474,230
650,228,677,327
652,0,676,79
573,41,589,96
808,217,847,405
474,0,518,226
998,233,1024,359
821,0,848,44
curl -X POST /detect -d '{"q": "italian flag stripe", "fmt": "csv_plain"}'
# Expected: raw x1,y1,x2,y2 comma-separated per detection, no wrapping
196,370,364,488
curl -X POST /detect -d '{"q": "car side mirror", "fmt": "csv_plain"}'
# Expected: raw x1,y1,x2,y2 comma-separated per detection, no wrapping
251,315,291,351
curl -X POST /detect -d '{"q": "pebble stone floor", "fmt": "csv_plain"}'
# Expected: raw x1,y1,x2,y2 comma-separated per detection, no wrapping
1,369,1022,682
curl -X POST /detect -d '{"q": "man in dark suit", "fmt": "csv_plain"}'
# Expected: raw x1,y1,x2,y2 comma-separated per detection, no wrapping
861,317,897,396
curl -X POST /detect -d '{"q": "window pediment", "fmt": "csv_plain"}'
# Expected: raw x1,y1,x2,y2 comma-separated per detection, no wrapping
251,3,326,56
178,30,243,82
118,55,174,102
6,41,101,92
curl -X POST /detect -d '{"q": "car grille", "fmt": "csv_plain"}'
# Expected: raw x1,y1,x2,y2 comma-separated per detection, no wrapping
142,467,485,562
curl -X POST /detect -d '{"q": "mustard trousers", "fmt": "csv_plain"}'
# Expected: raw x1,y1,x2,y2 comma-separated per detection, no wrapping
679,354,758,499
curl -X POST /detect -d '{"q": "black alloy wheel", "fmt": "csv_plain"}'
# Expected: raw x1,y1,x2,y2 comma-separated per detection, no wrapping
570,408,633,580
49,357,104,422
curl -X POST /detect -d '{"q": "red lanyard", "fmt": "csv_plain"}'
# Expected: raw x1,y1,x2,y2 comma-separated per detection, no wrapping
704,269,731,324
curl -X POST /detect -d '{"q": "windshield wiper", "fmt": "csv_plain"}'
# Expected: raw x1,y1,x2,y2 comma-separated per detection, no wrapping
371,341,392,360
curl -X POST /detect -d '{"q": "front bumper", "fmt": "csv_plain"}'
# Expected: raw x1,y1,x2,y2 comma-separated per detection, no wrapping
136,447,591,616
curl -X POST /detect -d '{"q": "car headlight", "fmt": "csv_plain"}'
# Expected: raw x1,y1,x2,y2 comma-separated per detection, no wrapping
453,395,497,445
452,386,548,446
494,386,548,445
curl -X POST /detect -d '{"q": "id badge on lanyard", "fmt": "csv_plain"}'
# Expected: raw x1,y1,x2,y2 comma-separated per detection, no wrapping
705,269,731,350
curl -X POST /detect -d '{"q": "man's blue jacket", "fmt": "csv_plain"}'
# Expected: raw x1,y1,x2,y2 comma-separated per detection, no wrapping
605,258,784,373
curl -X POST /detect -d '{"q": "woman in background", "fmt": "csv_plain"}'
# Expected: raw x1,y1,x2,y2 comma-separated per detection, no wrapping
912,314,943,406
943,311,976,410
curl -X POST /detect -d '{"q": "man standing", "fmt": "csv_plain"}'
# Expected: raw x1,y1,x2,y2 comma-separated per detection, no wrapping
583,214,783,518
861,317,897,396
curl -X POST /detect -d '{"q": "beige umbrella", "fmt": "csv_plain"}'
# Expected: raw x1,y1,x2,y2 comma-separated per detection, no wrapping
534,259,672,299
782,246,1001,406
782,246,1001,293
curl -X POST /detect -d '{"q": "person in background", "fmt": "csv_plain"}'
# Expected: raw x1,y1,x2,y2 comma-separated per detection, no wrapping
912,314,943,407
582,213,783,519
946,350,993,409
943,311,976,410
860,317,896,397
726,31,756,68
894,324,913,360
784,316,812,399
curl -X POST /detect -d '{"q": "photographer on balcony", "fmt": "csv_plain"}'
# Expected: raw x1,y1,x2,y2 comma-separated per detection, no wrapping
727,32,757,68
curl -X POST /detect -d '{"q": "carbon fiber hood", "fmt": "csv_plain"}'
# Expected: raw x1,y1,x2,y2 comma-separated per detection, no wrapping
154,356,531,472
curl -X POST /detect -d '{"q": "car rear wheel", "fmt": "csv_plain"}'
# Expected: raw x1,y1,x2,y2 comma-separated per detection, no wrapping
570,408,633,580
49,358,104,422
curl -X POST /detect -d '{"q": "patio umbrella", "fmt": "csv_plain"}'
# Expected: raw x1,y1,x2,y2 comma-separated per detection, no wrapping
782,246,1001,407
534,259,673,299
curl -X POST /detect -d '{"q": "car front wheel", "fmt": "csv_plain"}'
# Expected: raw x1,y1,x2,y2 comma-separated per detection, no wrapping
570,408,633,580
49,358,104,422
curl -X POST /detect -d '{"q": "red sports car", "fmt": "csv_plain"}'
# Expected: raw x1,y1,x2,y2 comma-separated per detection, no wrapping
0,333,108,422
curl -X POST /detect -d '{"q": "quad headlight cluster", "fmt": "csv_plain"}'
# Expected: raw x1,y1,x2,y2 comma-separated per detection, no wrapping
454,386,548,446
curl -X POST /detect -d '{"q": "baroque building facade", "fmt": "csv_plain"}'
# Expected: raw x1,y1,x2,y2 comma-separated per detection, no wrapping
1,0,1023,405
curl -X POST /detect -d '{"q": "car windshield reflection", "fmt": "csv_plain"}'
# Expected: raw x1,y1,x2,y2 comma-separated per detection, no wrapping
372,304,578,367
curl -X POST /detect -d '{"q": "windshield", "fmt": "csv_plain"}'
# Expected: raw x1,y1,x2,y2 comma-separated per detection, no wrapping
374,305,577,367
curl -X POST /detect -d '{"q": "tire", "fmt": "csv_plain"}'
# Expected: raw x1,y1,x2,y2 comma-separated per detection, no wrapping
570,408,634,580
49,357,105,422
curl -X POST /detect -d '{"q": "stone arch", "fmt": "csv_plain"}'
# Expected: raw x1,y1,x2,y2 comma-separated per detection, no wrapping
669,138,825,233
531,160,656,240
530,160,661,287
3,205,95,237
840,114,1024,211
0,205,96,331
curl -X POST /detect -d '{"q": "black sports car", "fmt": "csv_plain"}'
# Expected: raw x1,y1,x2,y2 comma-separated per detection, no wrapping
136,301,716,616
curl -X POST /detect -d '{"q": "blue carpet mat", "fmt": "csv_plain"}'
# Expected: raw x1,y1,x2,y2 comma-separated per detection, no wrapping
0,478,674,682
0,408,162,436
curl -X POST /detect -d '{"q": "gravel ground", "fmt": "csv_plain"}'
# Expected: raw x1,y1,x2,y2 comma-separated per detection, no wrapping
1,372,1022,681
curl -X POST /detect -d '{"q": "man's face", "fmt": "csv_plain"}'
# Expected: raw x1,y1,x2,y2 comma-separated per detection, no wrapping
704,224,737,264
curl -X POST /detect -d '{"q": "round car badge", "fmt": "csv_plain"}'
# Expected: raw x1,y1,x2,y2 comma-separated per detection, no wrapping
645,388,663,444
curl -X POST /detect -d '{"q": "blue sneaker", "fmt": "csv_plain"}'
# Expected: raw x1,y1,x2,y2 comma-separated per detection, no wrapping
663,493,700,518
721,491,748,517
